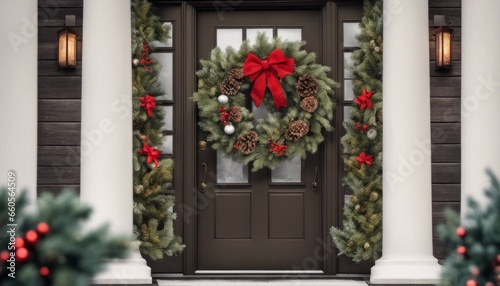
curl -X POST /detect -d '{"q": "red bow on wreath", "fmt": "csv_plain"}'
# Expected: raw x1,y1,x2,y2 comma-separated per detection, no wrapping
243,48,295,109
140,94,156,117
139,143,162,167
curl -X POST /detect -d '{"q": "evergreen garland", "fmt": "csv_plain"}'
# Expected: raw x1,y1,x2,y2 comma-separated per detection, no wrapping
194,34,338,171
131,0,184,260
438,171,500,286
330,0,384,262
0,189,127,286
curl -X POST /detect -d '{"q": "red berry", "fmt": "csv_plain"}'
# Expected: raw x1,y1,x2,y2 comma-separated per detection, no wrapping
496,254,500,264
457,245,467,255
25,230,38,244
456,227,467,237
37,222,50,235
0,251,9,261
465,280,477,286
39,266,50,277
469,266,480,276
16,248,28,261
484,282,494,286
15,237,25,248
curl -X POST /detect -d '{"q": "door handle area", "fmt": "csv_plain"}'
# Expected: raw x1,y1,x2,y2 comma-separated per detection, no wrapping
200,162,208,193
312,166,318,191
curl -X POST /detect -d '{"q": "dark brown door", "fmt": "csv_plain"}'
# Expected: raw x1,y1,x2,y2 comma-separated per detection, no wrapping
196,10,325,271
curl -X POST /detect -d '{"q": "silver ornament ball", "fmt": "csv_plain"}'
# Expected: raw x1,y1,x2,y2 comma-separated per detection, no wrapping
132,58,140,66
367,129,377,140
224,124,235,135
218,94,229,104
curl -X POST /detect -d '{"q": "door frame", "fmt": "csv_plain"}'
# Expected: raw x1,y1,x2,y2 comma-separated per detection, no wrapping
177,0,359,276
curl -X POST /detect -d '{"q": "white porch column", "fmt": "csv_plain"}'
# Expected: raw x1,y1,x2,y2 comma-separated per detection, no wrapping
80,0,151,284
461,1,500,211
0,0,38,205
370,0,441,283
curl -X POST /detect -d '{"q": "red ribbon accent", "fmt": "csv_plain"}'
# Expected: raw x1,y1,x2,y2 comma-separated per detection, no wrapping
139,143,162,167
354,88,374,110
243,49,294,109
140,94,156,117
356,152,374,166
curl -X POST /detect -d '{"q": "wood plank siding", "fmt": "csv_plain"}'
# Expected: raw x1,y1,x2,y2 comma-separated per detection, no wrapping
37,0,83,195
429,0,461,260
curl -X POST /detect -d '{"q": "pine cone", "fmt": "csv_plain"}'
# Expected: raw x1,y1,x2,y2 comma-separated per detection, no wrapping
229,68,244,82
133,118,146,130
235,131,258,154
228,106,242,122
296,74,319,97
285,120,309,142
300,96,318,113
220,76,242,96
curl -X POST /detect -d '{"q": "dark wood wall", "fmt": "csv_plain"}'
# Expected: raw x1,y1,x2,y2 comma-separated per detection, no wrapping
36,0,462,271
37,0,83,195
429,0,461,260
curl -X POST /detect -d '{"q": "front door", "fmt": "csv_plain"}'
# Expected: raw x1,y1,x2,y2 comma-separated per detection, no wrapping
196,10,325,271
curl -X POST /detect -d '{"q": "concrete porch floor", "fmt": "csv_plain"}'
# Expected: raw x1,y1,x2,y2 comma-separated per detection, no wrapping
157,280,368,286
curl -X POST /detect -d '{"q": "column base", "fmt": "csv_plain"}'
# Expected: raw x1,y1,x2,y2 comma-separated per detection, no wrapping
370,256,441,284
92,250,152,285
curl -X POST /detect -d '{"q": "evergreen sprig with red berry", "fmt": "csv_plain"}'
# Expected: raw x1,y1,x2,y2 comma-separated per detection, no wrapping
0,189,127,286
438,171,500,286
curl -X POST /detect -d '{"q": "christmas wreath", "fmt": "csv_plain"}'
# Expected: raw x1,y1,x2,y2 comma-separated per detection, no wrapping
194,34,338,171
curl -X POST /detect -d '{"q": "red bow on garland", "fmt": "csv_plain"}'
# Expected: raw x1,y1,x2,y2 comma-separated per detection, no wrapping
243,49,295,109
356,152,374,166
139,143,162,167
140,94,156,117
354,88,374,110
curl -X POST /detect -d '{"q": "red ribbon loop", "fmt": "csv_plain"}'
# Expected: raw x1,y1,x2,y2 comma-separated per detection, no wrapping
243,49,295,109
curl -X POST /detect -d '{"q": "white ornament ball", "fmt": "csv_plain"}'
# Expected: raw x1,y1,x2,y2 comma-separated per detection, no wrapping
218,95,229,104
224,124,235,135
367,129,377,140
132,58,140,66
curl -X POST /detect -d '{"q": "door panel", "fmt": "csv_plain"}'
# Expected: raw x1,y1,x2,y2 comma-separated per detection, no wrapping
196,10,324,271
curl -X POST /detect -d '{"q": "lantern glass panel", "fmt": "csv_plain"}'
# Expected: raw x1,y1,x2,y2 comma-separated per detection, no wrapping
58,28,77,68
58,30,67,67
67,31,77,67
434,26,453,70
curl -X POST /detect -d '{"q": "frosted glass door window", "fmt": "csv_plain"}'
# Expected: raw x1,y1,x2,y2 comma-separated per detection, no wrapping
216,151,249,184
160,106,173,131
277,28,302,42
344,52,354,78
344,80,355,100
154,53,173,100
343,22,361,47
161,135,174,154
246,28,273,45
271,156,302,183
252,102,270,124
215,28,247,182
343,106,352,124
216,29,243,51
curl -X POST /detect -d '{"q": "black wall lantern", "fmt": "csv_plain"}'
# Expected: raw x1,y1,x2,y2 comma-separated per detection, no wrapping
433,15,454,71
58,15,77,69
